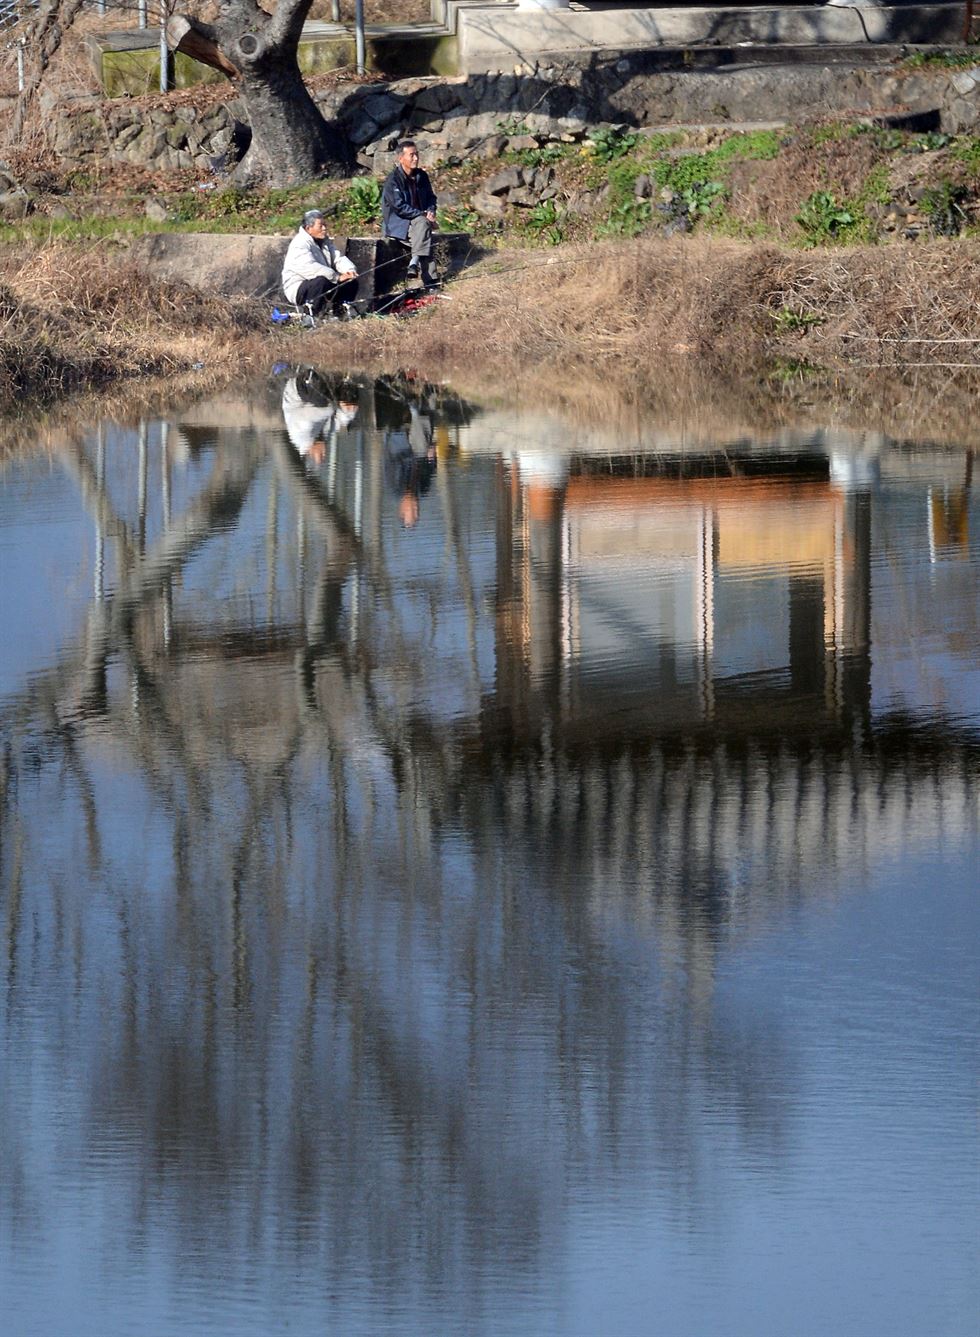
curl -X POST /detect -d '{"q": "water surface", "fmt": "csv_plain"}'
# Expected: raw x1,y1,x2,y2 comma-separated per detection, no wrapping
0,373,977,1336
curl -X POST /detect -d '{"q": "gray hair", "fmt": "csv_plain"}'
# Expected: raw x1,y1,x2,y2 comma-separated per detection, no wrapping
302,209,325,228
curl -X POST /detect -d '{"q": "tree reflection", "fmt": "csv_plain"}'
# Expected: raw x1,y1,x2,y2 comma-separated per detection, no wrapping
0,384,976,1313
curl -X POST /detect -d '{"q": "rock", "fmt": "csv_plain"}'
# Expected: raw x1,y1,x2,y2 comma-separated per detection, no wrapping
505,134,539,152
413,83,460,115
470,190,506,219
485,165,524,196
564,189,599,216
0,190,32,221
361,92,406,128
144,198,170,222
165,122,192,149
113,122,142,150
951,68,980,96
389,77,429,99
348,116,380,147
634,174,651,199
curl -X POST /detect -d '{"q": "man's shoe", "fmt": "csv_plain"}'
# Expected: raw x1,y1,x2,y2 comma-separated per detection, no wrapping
406,257,421,280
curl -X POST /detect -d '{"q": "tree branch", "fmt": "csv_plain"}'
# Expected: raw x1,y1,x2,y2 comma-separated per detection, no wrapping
267,0,315,53
167,14,241,79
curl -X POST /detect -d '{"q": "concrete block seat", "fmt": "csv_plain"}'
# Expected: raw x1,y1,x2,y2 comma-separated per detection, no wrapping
344,232,478,306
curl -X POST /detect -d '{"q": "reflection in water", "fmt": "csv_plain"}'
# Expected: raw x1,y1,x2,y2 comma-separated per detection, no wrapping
0,377,977,1337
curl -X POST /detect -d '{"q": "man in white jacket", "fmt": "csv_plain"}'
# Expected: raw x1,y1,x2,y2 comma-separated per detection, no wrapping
281,209,359,320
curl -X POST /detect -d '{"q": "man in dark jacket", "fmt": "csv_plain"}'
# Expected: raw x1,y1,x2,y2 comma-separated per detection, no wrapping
381,141,438,285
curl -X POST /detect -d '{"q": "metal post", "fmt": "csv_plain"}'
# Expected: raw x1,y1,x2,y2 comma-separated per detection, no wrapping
159,0,168,92
331,0,340,19
16,40,24,93
138,0,147,30
354,0,365,74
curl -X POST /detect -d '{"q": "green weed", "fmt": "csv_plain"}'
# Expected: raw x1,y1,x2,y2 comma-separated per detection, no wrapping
586,126,639,163
921,180,969,234
910,131,952,152
711,129,783,162
596,198,652,238
341,176,382,228
795,190,857,244
903,50,979,69
860,164,892,207
950,136,980,174
811,123,849,145
507,142,569,169
437,204,479,232
771,305,825,332
524,197,564,244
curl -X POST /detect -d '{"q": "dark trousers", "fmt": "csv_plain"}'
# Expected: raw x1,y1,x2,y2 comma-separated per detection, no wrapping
296,275,359,317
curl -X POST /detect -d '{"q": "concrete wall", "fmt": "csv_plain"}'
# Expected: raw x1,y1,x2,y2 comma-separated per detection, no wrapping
455,3,965,72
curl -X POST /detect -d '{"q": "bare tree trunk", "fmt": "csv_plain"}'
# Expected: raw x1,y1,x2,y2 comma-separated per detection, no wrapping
233,49,349,184
170,0,351,185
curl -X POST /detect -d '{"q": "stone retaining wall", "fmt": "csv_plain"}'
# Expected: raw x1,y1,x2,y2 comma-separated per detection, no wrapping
44,59,967,175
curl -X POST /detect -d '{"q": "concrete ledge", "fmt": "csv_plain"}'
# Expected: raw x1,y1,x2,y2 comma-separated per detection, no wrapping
458,4,965,71
129,232,289,299
127,230,477,305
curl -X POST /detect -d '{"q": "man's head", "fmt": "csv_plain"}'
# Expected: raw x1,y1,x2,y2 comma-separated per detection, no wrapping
301,208,327,240
398,491,420,529
396,141,419,175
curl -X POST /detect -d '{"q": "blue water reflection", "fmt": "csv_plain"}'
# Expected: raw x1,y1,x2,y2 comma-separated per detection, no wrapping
0,373,976,1337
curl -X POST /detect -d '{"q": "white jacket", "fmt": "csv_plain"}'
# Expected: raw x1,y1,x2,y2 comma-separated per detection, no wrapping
282,378,358,455
281,226,356,304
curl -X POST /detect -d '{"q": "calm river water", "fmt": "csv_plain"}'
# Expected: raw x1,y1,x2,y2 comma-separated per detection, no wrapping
0,371,977,1337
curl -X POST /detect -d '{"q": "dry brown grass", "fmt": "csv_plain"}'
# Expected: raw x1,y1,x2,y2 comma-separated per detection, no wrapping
725,135,882,235
0,243,268,409
317,236,980,375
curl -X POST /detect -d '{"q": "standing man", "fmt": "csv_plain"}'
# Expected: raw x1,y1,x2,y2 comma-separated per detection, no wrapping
382,141,438,286
281,208,359,320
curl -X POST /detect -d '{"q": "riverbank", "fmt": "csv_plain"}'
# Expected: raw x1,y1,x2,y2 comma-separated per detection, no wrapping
2,235,980,440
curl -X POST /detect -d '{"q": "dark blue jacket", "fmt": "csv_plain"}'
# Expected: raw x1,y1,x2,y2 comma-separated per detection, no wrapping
382,165,437,241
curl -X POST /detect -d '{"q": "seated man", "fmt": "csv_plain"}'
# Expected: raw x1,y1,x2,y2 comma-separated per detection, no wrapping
281,367,358,467
381,141,438,286
385,401,436,528
281,209,358,320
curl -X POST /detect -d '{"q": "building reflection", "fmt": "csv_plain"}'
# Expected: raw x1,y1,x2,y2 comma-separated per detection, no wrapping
0,378,975,1315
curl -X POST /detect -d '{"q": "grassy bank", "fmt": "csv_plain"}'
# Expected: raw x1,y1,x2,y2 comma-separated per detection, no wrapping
0,245,268,406
5,118,980,251
2,236,980,439
331,235,980,368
